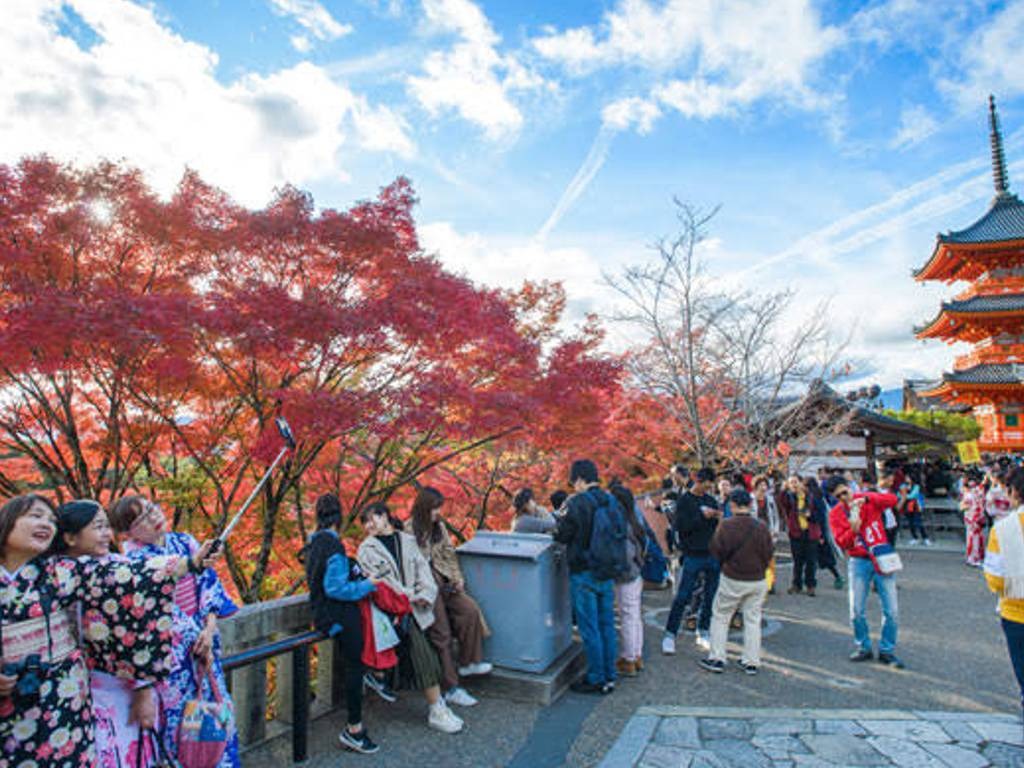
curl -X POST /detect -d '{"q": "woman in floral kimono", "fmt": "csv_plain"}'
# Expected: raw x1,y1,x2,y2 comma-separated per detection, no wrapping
111,495,240,768
962,472,987,567
1,494,205,768
54,499,169,767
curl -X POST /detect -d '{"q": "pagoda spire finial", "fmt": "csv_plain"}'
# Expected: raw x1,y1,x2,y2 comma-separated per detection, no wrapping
989,94,1011,198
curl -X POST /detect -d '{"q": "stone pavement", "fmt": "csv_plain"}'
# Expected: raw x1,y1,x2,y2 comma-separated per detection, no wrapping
598,707,1024,767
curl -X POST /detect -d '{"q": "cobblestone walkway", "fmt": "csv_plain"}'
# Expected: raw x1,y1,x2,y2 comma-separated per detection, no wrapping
598,707,1024,767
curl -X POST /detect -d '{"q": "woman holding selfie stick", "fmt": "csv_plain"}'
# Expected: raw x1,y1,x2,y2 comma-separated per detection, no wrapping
111,495,241,768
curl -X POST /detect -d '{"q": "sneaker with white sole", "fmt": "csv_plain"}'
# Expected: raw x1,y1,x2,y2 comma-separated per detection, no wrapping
428,702,464,734
457,662,493,677
339,727,379,754
695,631,711,651
662,634,676,655
443,686,478,707
698,658,725,673
362,672,397,703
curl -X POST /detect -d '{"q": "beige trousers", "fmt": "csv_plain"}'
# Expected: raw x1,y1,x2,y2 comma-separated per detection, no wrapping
708,574,768,666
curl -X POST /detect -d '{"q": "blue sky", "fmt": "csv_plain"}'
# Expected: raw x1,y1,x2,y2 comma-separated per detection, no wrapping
3,1,1024,390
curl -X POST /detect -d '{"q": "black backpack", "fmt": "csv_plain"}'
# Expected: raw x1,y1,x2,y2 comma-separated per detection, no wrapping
583,489,631,581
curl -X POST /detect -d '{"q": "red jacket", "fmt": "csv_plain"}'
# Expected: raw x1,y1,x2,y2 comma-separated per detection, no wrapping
830,492,897,559
359,582,412,671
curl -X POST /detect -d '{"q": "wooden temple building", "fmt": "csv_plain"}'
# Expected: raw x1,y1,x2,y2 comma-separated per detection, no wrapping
914,97,1024,453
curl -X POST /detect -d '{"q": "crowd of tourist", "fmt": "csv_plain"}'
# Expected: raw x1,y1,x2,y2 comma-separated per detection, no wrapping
6,451,1024,765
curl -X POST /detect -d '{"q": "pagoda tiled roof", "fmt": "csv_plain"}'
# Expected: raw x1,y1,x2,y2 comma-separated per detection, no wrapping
937,192,1024,245
914,292,1024,336
942,363,1024,385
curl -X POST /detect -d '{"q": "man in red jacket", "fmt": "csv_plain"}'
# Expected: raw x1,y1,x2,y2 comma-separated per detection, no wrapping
825,475,904,669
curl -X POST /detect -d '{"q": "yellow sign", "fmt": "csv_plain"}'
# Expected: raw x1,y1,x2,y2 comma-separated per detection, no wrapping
957,440,981,465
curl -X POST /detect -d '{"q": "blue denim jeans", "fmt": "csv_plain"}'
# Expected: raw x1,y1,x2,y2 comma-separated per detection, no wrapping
665,555,720,635
1002,618,1024,710
848,556,898,654
570,571,617,685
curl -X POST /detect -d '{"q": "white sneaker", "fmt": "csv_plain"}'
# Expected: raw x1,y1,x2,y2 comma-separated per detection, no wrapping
444,686,478,707
662,634,676,655
429,702,464,733
458,662,493,677
695,631,710,651
906,539,918,547
923,539,932,547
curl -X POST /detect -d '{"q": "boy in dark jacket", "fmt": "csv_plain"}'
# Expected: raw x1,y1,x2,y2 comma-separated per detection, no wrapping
305,493,381,754
663,467,721,655
699,489,774,675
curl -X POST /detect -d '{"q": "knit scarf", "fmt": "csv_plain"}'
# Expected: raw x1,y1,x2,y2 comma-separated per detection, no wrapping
996,511,1024,599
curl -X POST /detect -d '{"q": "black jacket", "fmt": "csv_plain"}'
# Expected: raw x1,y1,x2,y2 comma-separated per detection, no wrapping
553,485,615,574
674,491,719,557
305,530,363,637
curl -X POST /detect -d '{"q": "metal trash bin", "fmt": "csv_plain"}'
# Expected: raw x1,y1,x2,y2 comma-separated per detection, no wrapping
457,531,572,673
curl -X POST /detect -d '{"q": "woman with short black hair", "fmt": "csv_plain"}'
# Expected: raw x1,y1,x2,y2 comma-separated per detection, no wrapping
304,493,380,754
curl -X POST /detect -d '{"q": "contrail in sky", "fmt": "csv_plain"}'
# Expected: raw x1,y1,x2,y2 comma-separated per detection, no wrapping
536,123,617,242
737,127,1024,278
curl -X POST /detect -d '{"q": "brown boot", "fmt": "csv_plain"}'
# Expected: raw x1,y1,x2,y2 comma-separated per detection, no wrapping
616,658,637,677
806,587,816,597
634,657,644,672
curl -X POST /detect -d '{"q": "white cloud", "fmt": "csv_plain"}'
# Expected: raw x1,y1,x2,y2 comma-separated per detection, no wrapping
941,0,1024,106
420,221,610,310
0,0,414,207
535,0,839,127
601,96,661,134
890,103,939,150
408,0,551,139
536,126,617,241
268,0,352,42
290,34,313,53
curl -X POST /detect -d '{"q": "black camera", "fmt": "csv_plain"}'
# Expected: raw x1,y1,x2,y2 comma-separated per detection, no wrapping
2,654,48,702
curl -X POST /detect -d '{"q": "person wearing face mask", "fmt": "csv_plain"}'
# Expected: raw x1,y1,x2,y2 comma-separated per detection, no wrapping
54,499,214,767
110,495,240,768
0,494,202,768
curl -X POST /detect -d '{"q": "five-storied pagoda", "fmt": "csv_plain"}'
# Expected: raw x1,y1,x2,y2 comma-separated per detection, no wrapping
915,97,1024,453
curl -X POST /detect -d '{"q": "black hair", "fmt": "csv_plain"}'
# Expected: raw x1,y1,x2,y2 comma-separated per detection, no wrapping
513,488,534,513
0,494,56,553
823,476,847,496
569,459,599,485
695,467,715,483
608,482,645,547
671,463,689,476
729,488,753,508
549,490,568,510
51,500,103,554
359,501,391,524
315,493,343,530
661,476,674,491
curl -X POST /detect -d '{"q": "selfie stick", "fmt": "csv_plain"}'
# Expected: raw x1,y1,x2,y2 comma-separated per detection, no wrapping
215,417,297,546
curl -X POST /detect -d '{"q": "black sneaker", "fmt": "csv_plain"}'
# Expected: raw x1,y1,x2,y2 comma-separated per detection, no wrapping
339,727,379,754
877,653,905,669
363,672,397,703
739,661,758,676
849,649,873,662
698,658,725,674
600,682,615,695
570,680,605,694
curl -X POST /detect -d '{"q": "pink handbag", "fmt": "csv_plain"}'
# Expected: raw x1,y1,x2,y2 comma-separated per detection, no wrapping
176,662,232,768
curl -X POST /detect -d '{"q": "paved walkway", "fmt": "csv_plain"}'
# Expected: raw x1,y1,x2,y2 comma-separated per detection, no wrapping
599,707,1023,767
245,548,1020,767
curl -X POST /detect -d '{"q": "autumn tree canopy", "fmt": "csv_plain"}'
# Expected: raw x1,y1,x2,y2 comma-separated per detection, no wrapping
0,156,627,600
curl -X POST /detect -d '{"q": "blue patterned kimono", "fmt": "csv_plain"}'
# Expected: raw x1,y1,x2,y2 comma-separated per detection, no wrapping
123,532,240,768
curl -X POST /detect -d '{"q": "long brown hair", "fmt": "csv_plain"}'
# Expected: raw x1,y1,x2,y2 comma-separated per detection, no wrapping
109,494,147,533
0,494,56,554
410,487,445,547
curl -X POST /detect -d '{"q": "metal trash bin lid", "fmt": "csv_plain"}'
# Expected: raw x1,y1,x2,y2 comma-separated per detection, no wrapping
457,531,554,561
